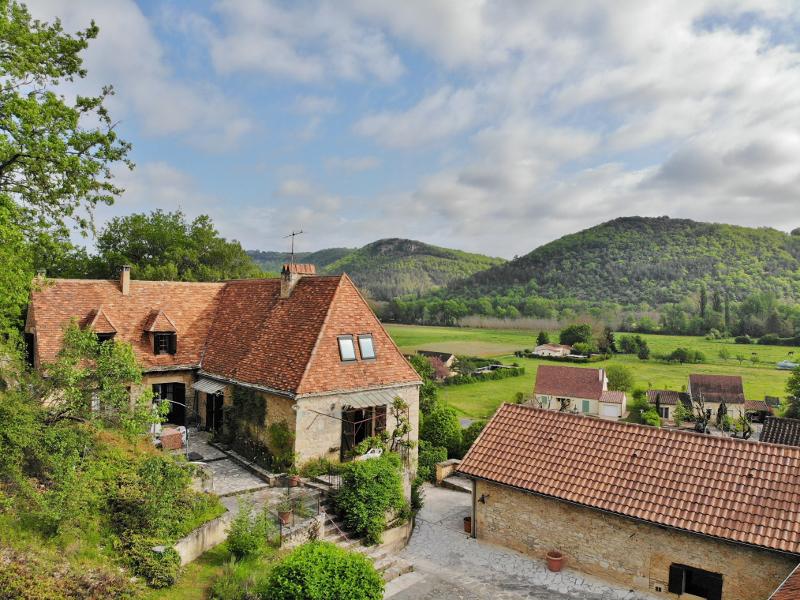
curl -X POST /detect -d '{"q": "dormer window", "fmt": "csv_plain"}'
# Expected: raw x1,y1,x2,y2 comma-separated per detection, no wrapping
97,332,116,344
338,336,356,362
358,334,375,359
154,332,177,355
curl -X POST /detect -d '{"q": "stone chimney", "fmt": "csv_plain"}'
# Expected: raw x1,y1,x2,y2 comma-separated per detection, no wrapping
120,265,131,296
280,263,315,298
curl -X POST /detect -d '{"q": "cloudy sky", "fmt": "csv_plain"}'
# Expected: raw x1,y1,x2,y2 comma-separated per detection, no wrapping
27,0,800,258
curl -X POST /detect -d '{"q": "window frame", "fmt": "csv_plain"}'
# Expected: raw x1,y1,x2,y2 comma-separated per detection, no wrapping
96,332,116,344
337,335,357,362
154,332,177,356
357,334,376,360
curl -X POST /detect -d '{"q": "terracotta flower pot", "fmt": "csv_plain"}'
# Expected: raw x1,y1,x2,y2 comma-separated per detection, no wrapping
278,510,293,526
288,475,301,487
463,516,472,534
546,550,564,572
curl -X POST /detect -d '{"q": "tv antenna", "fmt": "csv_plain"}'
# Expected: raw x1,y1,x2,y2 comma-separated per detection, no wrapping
284,230,304,265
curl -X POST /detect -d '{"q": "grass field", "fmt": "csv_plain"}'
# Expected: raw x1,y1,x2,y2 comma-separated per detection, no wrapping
385,324,795,419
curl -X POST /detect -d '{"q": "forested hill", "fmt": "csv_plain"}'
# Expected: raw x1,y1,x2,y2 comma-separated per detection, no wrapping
441,217,800,306
246,248,353,273
319,238,505,300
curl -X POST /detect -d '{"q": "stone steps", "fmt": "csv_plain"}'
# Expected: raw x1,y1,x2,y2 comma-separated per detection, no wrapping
441,474,472,494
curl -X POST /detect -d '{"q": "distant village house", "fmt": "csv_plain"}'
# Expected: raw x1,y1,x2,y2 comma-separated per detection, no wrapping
533,365,626,419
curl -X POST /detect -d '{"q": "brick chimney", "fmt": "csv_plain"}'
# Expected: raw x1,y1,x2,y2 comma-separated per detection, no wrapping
120,265,131,296
281,263,315,298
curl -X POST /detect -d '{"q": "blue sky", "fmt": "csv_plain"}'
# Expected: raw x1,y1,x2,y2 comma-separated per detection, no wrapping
28,1,800,257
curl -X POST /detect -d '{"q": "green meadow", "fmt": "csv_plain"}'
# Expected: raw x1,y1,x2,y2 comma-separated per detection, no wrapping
385,324,795,420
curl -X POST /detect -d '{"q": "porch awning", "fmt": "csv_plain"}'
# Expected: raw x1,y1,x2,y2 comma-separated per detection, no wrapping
342,388,400,410
193,378,227,395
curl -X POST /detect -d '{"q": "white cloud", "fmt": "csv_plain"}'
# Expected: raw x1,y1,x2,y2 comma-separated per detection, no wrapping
325,156,382,172
199,0,404,83
26,0,253,151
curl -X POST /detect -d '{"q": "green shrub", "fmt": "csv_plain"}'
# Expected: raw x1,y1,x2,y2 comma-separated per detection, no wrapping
734,335,753,344
420,400,462,457
210,558,271,600
266,541,383,600
417,440,447,483
411,476,425,512
125,535,181,588
227,499,277,561
605,364,634,392
458,421,486,458
334,453,405,545
299,457,341,478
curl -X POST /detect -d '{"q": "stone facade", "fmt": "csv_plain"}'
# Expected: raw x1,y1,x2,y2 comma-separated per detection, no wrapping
294,383,420,465
135,370,196,409
473,479,796,600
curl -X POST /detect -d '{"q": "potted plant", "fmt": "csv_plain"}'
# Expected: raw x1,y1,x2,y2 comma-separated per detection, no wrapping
546,550,564,572
286,453,301,487
277,499,293,526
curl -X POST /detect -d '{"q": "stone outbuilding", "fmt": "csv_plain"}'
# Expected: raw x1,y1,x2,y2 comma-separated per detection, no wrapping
458,404,800,600
26,264,421,469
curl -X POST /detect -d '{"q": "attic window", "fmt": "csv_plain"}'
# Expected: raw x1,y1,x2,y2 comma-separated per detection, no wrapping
358,334,376,359
96,332,116,344
338,336,356,362
154,332,177,355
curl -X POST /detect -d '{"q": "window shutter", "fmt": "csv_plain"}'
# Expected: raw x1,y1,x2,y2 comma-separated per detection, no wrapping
168,333,177,355
668,564,685,594
153,334,159,354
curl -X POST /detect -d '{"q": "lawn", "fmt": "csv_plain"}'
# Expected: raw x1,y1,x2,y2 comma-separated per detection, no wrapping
385,324,795,420
144,544,232,600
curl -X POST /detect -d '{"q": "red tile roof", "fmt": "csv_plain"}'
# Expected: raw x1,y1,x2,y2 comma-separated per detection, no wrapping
459,403,800,554
599,390,625,404
762,417,800,448
745,400,773,413
28,279,224,370
85,308,117,334
689,374,745,404
143,309,177,333
282,263,316,275
647,389,690,407
771,563,800,600
534,365,605,400
29,274,420,397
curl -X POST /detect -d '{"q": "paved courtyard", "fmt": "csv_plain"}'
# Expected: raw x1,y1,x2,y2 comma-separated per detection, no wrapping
385,484,658,600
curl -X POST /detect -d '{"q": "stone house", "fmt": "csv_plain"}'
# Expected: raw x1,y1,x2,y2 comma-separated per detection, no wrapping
533,365,625,419
25,264,421,467
458,404,800,600
532,343,572,357
687,374,745,421
646,389,691,422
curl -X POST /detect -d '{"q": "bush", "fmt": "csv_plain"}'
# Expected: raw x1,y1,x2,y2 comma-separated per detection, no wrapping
417,440,447,483
227,499,277,561
411,476,425,512
334,453,405,545
210,559,271,600
125,535,181,588
605,364,634,392
458,421,486,458
734,335,753,344
299,457,341,478
267,541,383,600
420,400,462,457
758,333,781,345
559,323,593,346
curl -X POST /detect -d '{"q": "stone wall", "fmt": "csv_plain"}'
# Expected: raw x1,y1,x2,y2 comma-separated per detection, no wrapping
135,370,196,409
173,510,233,566
435,459,461,484
474,479,796,600
281,513,326,549
294,384,420,465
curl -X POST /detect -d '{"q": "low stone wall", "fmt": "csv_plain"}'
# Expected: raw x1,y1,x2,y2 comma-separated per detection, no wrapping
435,459,461,484
173,511,234,566
378,520,413,554
281,513,326,549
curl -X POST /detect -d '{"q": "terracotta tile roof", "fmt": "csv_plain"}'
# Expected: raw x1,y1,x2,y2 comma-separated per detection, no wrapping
282,263,316,275
143,309,177,333
459,403,800,554
85,308,117,334
28,279,224,370
745,400,773,413
599,390,625,404
689,374,745,404
762,417,800,448
647,389,690,407
534,365,605,400
30,274,420,396
771,563,800,600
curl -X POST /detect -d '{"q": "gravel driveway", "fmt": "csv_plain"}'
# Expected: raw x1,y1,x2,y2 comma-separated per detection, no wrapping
384,484,658,600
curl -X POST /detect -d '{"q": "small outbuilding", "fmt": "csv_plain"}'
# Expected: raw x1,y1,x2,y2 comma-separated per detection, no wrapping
459,404,799,600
